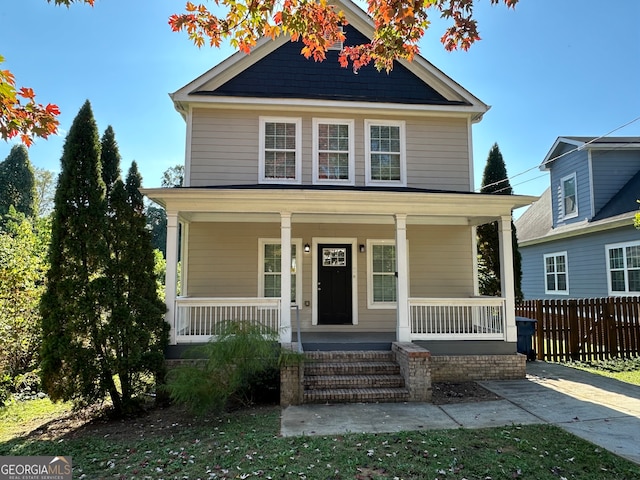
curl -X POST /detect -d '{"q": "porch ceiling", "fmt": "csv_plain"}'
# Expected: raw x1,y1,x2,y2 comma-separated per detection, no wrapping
141,187,537,226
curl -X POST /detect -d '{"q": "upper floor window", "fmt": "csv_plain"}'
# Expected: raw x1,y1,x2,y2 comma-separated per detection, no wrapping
544,252,568,294
561,173,577,219
313,119,355,185
606,241,640,295
365,120,406,186
259,117,302,184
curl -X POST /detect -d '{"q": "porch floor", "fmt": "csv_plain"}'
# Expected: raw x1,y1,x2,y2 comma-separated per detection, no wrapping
294,331,395,351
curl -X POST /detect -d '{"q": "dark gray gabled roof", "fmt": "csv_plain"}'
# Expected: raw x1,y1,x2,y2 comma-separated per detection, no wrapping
514,188,552,243
562,136,640,145
593,169,640,221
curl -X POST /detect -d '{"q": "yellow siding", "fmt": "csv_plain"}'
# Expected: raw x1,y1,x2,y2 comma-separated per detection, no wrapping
189,109,470,190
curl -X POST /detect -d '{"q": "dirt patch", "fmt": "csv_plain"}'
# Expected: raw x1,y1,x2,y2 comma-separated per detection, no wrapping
21,402,210,442
431,381,502,405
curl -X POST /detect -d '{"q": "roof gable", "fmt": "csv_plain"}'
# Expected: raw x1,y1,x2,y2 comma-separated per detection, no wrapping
198,24,457,106
541,136,640,171
171,0,488,116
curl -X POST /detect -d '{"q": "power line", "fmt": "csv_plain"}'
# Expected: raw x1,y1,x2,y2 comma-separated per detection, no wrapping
476,116,640,193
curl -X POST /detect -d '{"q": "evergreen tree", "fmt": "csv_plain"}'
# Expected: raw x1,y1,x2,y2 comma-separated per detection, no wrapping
477,143,523,301
100,126,120,198
103,161,168,412
40,109,168,414
0,144,36,220
40,100,111,408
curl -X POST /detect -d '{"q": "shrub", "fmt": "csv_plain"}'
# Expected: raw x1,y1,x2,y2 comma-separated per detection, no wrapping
166,321,281,415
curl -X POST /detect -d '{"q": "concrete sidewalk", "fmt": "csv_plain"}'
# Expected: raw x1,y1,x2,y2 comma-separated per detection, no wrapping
280,361,640,464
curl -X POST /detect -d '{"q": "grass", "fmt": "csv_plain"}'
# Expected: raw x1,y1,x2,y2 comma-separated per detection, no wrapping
1,403,640,479
563,356,640,386
0,397,72,442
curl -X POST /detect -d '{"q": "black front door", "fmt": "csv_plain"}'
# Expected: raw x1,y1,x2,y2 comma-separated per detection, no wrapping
317,244,352,325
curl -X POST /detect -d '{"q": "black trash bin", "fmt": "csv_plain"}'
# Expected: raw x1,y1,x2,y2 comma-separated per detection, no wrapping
515,316,537,361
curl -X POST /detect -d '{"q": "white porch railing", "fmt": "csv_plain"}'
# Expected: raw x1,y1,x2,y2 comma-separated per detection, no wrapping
174,297,281,343
409,297,506,340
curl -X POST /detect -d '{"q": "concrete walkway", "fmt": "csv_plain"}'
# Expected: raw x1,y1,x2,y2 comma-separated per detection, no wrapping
280,361,640,464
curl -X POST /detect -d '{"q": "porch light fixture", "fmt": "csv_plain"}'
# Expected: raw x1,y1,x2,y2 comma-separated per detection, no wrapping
359,244,365,253
304,243,311,253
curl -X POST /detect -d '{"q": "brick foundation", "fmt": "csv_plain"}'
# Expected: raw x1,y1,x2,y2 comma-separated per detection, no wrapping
280,343,303,406
392,342,431,402
430,353,526,382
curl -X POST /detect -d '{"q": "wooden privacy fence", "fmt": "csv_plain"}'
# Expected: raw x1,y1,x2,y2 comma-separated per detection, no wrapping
516,297,640,362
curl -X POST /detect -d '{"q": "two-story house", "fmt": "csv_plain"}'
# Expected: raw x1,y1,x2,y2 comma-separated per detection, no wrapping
142,0,534,383
516,136,640,299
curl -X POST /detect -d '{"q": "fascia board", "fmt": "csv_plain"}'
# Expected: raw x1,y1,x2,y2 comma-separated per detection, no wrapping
586,142,640,150
518,213,636,247
540,136,584,171
141,187,537,218
168,94,487,118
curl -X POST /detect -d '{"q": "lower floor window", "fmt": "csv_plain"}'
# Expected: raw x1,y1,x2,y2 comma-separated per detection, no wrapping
544,252,568,294
368,240,397,307
607,241,640,295
260,239,301,305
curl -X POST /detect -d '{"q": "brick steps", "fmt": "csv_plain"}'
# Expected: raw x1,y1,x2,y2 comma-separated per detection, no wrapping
304,387,410,404
303,350,409,404
304,374,405,389
305,361,401,376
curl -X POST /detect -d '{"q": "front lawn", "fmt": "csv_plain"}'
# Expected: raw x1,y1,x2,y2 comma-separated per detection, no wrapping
563,356,640,386
1,401,639,479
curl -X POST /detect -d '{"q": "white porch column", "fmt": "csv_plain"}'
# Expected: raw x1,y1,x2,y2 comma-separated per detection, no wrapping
280,212,292,343
165,212,179,345
499,215,517,342
395,214,410,342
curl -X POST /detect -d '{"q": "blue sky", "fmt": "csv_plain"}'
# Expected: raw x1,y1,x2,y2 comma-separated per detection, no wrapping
1,0,639,199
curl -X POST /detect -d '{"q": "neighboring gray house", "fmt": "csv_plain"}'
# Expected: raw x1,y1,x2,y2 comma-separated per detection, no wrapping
516,136,640,300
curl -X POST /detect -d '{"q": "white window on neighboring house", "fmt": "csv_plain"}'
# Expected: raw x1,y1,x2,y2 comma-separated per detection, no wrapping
544,252,568,294
561,173,577,219
367,240,398,308
606,241,640,295
259,117,302,184
259,239,302,306
365,120,406,186
313,118,355,185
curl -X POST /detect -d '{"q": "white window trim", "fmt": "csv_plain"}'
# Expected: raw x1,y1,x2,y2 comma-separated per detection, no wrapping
560,173,578,220
258,116,302,184
258,238,303,306
606,240,640,296
367,239,400,309
543,251,569,295
364,119,407,187
312,118,355,185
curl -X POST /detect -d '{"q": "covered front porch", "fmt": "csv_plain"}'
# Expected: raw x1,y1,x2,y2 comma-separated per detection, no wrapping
142,186,535,353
